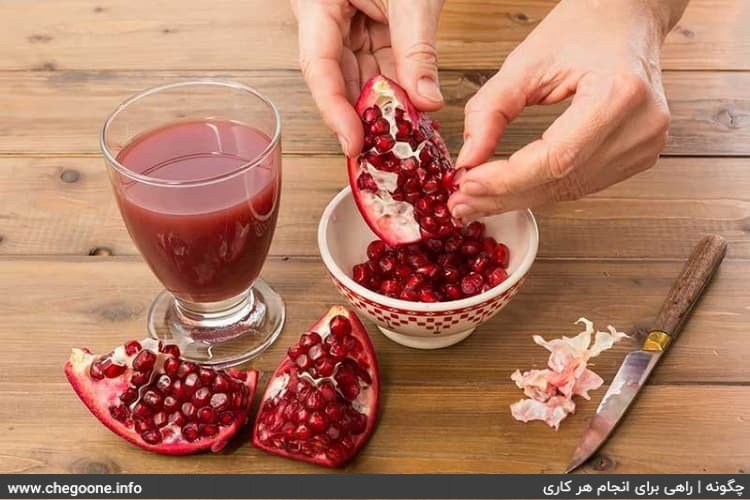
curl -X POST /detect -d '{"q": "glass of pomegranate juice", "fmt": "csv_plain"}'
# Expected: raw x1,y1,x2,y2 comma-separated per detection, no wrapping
101,80,284,366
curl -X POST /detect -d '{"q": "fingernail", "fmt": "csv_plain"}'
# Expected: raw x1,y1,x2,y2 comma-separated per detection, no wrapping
337,135,350,157
456,137,472,167
461,181,486,196
417,77,443,103
451,204,473,221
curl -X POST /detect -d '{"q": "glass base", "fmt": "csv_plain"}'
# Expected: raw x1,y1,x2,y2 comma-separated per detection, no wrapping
147,278,285,367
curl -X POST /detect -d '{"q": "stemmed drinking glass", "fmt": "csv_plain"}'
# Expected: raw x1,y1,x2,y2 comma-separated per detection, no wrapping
101,80,285,367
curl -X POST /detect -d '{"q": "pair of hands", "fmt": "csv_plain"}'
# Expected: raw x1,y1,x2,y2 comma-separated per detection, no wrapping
292,0,686,220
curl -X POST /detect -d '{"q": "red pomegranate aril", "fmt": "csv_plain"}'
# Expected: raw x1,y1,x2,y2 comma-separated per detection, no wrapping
439,266,458,284
394,264,412,280
124,340,142,356
164,357,180,377
362,106,381,124
120,387,138,405
444,284,464,300
102,360,126,378
415,197,432,215
182,423,199,442
419,289,439,302
295,354,311,370
132,350,156,372
252,307,378,468
461,272,485,296
352,263,372,285
471,253,492,274
197,406,216,424
316,358,336,377
494,243,510,268
131,370,151,387
142,389,164,409
482,236,498,253
142,430,162,445
400,288,419,301
403,274,425,291
416,263,440,280
163,395,179,412
465,221,485,240
109,404,129,422
192,387,211,407
487,267,509,287
198,367,215,384
201,424,219,438
357,172,378,192
300,331,322,349
177,362,197,379
379,279,402,297
373,135,395,153
89,359,105,380
329,315,352,337
156,374,172,393
377,255,396,275
370,117,390,135
461,241,481,257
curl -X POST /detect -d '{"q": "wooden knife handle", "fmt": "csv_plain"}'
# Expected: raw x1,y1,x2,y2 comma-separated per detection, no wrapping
652,235,727,339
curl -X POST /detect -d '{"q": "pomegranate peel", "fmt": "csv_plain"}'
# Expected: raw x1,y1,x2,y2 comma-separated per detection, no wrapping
252,306,379,468
348,75,457,246
510,318,629,430
65,338,257,455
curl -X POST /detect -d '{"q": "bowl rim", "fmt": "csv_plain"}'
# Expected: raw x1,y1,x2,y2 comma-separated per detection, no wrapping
317,186,539,312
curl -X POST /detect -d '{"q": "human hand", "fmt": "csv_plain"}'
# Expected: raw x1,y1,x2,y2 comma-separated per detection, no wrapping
448,0,688,221
291,0,445,157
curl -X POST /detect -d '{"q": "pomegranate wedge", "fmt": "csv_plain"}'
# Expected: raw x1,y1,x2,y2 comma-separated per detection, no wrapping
65,339,257,455
252,306,379,467
348,75,458,246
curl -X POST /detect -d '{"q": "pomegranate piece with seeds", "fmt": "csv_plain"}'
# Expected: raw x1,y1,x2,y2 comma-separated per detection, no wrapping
65,339,257,455
252,306,379,468
348,75,458,246
351,221,512,302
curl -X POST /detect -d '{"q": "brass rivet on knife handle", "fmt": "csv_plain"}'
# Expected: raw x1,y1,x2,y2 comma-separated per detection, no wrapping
651,235,728,343
643,330,671,351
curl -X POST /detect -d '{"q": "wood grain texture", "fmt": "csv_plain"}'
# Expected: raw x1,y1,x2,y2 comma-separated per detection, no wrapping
1,383,747,474
1,0,748,71
0,70,749,156
1,257,747,386
653,235,727,337
2,156,749,259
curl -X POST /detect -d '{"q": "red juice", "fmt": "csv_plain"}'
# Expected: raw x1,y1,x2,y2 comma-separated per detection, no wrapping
112,119,281,304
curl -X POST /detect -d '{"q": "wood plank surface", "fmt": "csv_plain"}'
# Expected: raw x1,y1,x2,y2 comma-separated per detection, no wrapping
2,156,749,260
1,0,748,71
1,70,749,156
1,383,747,474
1,257,747,386
2,0,749,477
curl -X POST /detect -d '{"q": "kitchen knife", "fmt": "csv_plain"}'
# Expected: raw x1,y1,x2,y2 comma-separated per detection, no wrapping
565,234,728,473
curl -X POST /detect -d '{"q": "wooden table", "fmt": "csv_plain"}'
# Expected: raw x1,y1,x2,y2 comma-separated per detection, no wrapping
1,0,749,474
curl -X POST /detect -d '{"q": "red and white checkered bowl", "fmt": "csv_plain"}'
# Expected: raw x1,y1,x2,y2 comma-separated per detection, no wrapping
318,187,539,349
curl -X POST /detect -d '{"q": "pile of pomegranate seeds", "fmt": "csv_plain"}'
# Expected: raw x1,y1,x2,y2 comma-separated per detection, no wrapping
348,75,458,246
253,307,379,467
352,221,511,302
65,338,256,454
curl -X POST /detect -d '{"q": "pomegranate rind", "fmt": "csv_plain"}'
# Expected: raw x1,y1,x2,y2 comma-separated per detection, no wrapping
251,305,380,467
348,75,453,247
64,347,258,455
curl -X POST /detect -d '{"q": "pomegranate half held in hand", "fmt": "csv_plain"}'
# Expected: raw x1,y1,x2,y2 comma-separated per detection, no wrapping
252,306,379,467
348,75,458,246
65,339,257,455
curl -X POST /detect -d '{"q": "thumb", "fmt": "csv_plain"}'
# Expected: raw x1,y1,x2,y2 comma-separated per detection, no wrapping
389,0,445,111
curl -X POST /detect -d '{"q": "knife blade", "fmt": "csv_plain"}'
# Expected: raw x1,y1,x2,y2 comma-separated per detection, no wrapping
565,235,728,473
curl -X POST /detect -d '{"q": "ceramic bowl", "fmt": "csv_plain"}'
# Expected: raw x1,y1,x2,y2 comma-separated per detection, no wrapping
317,187,538,349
